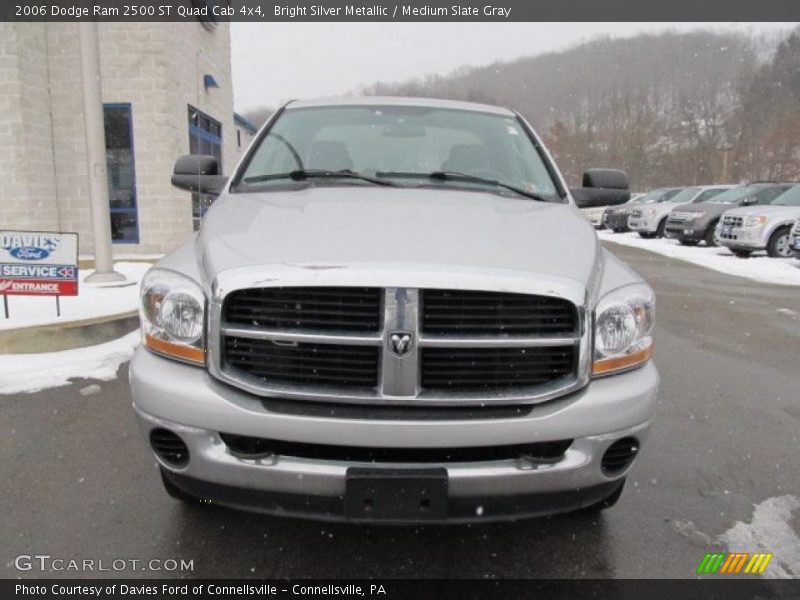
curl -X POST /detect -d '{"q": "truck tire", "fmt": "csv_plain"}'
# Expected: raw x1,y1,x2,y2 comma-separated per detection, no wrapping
732,249,752,258
582,478,625,513
639,232,656,239
160,468,197,504
766,226,792,258
704,221,719,247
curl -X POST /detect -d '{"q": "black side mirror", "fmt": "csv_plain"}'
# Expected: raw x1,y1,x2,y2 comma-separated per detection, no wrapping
571,168,631,208
171,154,227,195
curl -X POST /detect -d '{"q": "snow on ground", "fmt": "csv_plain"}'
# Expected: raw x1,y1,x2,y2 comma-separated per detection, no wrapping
719,495,800,579
0,330,140,394
598,231,800,286
0,261,151,330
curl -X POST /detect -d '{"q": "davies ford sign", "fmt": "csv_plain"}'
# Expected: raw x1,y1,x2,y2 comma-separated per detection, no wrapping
0,230,79,296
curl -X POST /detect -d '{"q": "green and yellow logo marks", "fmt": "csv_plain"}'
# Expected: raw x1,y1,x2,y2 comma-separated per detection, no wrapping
696,552,773,574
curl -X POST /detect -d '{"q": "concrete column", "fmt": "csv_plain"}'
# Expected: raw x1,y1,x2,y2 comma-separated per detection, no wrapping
79,21,124,283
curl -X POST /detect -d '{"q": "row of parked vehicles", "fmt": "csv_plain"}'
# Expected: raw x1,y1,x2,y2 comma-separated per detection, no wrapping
584,182,800,259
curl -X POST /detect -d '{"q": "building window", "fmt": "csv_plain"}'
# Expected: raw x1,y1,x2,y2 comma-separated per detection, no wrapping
104,104,139,244
188,106,222,231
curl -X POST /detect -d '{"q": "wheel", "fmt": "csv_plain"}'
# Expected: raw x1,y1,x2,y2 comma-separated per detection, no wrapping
704,221,720,247
160,468,197,503
766,226,793,258
679,239,699,246
655,218,667,238
638,232,656,239
582,478,625,513
732,249,752,259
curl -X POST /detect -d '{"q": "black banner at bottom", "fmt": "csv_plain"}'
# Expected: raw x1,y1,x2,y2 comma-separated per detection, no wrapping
3,579,800,600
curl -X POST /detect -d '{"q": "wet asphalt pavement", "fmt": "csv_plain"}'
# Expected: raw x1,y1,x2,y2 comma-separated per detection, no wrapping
1,242,799,579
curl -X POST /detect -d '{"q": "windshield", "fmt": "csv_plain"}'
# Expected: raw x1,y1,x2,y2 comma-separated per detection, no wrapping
234,106,561,200
664,187,700,204
708,185,761,204
771,184,800,206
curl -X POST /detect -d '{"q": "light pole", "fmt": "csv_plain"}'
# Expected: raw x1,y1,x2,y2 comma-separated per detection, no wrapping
78,21,124,283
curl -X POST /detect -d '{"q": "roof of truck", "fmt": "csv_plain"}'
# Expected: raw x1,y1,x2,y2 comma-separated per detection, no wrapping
286,96,516,116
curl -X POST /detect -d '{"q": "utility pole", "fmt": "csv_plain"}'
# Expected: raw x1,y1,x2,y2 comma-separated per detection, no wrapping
79,21,124,283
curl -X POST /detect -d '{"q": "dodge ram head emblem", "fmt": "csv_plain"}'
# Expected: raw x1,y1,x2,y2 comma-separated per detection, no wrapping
388,331,413,356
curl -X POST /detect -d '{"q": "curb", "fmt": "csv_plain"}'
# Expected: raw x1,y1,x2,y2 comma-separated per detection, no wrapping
0,311,140,354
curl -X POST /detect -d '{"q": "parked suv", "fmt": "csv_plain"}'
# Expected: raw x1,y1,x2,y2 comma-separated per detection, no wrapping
665,183,788,247
130,97,658,523
629,186,728,238
718,184,800,258
603,188,681,232
582,193,643,229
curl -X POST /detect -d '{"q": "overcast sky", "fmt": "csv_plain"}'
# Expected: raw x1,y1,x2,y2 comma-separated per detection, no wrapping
231,22,795,111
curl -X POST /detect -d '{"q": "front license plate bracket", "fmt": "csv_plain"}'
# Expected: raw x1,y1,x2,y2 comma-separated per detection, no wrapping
345,467,448,522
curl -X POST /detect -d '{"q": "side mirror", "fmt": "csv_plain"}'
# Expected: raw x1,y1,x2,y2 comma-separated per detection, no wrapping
571,168,630,208
171,154,227,195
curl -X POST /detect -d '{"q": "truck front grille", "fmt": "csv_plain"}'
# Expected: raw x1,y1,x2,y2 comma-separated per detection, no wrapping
224,337,380,389
224,287,382,333
216,286,584,406
421,346,576,391
421,289,577,335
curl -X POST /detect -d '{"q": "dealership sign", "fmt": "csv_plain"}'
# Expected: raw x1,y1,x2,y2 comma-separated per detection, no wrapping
0,231,79,296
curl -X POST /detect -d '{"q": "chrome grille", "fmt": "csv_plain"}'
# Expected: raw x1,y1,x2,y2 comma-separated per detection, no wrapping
668,212,690,222
421,289,577,335
630,210,642,218
224,287,381,332
421,346,576,391
224,337,380,389
792,219,800,236
214,286,586,407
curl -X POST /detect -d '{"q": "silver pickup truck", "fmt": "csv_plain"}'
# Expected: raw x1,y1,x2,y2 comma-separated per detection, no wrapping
130,97,658,523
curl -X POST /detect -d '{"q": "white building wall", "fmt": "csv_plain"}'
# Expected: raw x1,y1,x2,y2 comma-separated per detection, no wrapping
0,21,238,255
0,23,60,234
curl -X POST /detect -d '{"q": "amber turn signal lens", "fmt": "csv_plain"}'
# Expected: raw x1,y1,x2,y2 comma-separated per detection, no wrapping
592,345,652,376
144,333,205,365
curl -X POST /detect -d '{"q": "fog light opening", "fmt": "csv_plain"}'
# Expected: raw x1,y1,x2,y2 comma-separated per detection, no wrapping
601,437,639,475
149,428,190,467
219,433,275,459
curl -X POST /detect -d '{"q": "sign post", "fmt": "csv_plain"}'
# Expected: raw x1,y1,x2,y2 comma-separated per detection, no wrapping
0,231,80,317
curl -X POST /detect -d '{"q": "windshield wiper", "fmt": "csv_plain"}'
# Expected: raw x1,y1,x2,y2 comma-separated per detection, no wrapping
375,170,550,202
242,169,400,187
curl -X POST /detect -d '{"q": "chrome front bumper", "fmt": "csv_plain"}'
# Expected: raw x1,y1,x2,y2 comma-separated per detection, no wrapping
130,347,658,521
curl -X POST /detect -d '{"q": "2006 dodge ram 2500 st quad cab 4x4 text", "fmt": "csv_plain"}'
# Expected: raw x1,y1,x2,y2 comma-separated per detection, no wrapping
129,97,659,523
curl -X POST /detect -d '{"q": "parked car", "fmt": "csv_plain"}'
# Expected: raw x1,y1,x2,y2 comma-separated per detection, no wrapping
130,97,658,523
582,193,643,229
718,184,800,258
629,185,729,238
791,217,800,259
665,183,789,247
604,188,681,232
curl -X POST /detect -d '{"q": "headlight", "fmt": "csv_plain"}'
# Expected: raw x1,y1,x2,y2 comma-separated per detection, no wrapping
140,268,206,365
644,208,657,216
593,283,654,376
744,216,767,227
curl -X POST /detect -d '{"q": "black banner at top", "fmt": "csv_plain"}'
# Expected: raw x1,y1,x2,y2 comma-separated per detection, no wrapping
2,0,800,22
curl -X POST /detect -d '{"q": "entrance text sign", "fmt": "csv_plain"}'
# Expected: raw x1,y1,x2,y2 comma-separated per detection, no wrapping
0,230,79,296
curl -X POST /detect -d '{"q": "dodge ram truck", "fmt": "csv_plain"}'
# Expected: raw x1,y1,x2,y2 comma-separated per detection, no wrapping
130,97,659,523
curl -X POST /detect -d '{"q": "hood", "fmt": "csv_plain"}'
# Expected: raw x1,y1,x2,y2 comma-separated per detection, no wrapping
197,186,600,295
673,201,735,217
722,204,800,218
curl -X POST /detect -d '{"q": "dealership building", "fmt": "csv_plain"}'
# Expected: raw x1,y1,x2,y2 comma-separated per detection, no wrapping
0,21,256,256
